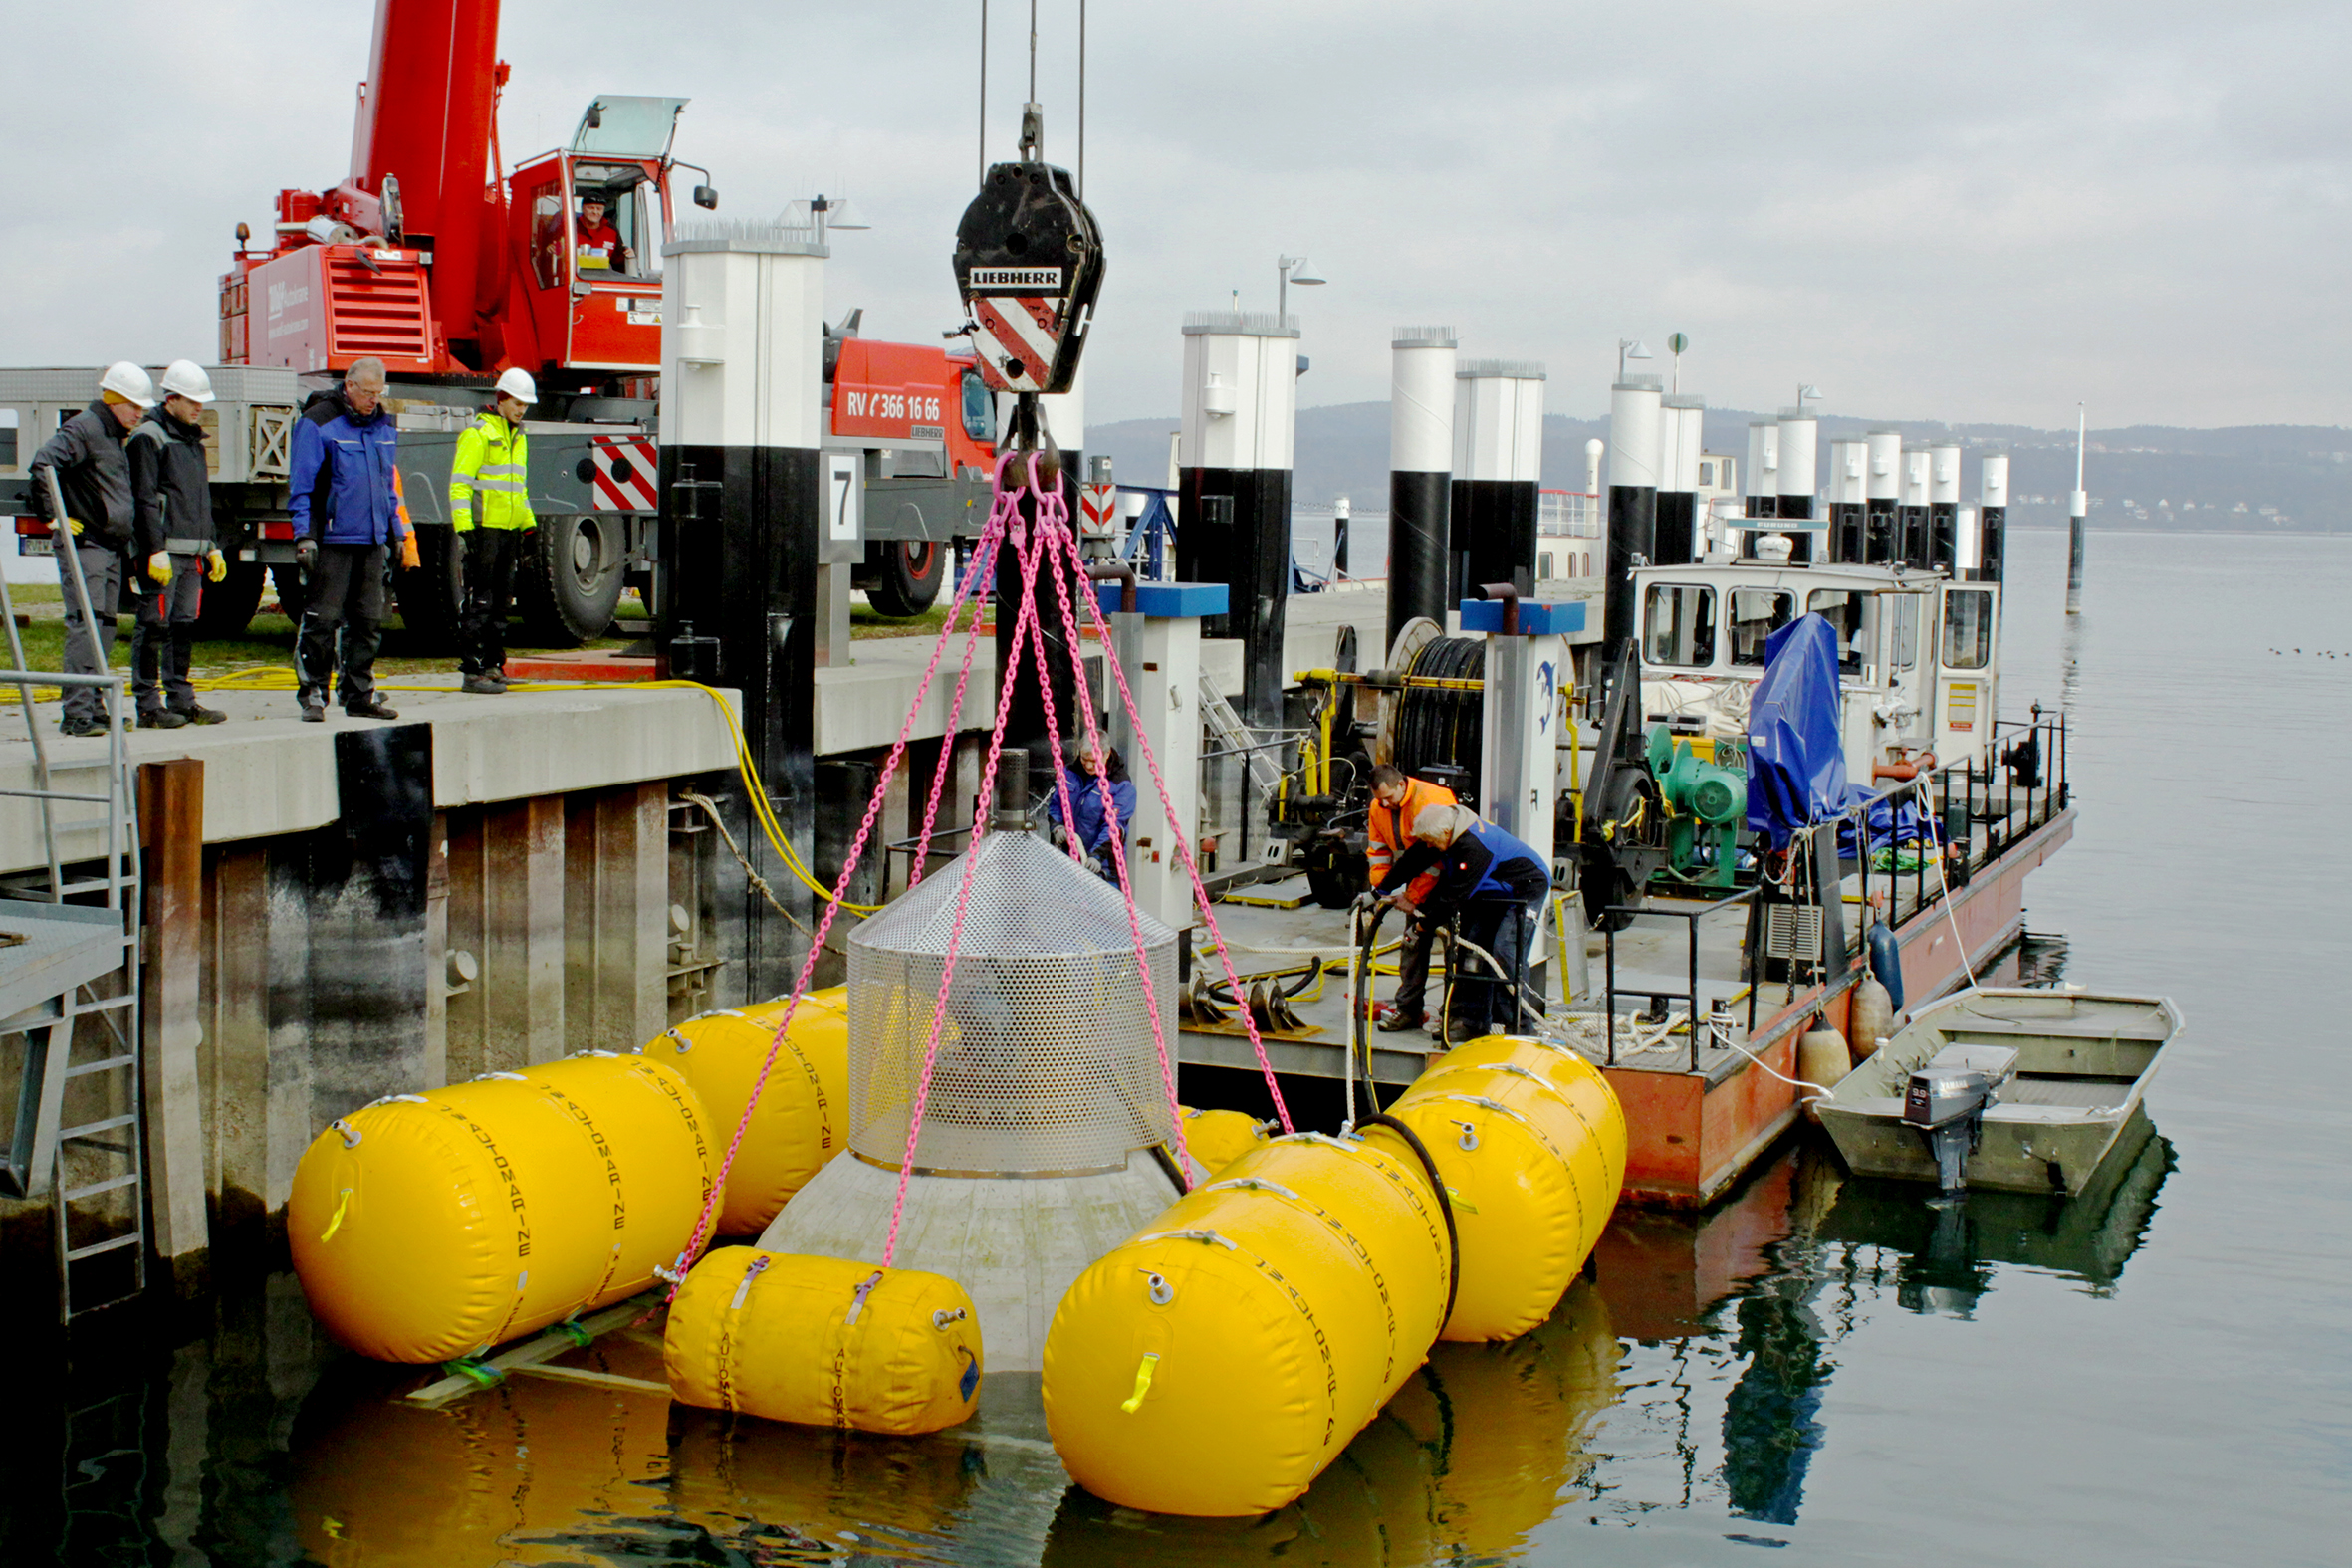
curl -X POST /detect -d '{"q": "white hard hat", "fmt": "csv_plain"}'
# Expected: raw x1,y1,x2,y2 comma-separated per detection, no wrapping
99,361,155,408
494,367,539,404
159,360,216,404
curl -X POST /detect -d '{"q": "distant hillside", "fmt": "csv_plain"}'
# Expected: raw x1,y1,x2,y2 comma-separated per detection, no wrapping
1089,404,2352,533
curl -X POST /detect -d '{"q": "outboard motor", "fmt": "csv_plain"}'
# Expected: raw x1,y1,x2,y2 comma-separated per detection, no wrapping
1902,1043,2020,1191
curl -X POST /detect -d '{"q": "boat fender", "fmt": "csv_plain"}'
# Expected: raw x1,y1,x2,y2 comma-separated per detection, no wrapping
1797,1026,1851,1120
1042,1132,1450,1517
641,988,850,1234
1865,921,1905,1013
288,1053,715,1364
666,1248,983,1435
1850,976,1895,1060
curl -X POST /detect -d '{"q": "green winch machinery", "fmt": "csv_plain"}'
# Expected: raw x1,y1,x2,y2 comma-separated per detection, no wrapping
1647,727,1749,890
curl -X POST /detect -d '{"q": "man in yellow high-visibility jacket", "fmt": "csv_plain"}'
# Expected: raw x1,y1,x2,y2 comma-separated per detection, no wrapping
450,367,536,694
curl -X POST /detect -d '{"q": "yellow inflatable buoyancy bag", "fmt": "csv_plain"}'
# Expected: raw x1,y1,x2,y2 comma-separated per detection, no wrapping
1175,1105,1271,1178
665,1248,983,1436
1042,1130,1452,1517
288,1052,715,1364
643,989,849,1233
1387,1037,1628,1342
1437,1034,1626,1259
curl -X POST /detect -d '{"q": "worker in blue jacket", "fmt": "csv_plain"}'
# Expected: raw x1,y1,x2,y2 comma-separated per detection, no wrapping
1375,803,1552,1041
1046,735,1137,881
289,356,410,722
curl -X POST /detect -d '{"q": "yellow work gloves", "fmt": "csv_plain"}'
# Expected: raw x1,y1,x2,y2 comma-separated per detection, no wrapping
399,531,421,569
207,549,227,583
145,553,172,586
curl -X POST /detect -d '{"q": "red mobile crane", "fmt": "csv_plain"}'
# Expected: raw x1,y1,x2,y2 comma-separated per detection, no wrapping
198,0,984,636
218,0,699,387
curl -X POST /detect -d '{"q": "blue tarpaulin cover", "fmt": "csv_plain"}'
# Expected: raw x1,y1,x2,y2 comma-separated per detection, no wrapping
1745,614,1852,850
1745,612,1937,853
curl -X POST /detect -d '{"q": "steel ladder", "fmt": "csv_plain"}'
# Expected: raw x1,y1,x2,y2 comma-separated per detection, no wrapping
0,474,147,1321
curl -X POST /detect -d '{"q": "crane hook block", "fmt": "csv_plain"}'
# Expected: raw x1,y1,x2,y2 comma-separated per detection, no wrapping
953,159,1105,396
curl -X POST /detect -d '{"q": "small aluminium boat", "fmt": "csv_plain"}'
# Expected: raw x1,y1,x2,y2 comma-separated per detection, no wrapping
1817,988,2180,1195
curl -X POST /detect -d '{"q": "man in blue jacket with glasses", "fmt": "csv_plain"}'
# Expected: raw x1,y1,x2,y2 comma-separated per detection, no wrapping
289,357,409,722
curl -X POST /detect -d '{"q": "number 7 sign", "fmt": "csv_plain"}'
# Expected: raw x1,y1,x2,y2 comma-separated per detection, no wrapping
825,454,862,546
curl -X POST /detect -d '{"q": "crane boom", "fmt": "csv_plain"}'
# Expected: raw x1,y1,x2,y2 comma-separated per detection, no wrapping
347,0,503,356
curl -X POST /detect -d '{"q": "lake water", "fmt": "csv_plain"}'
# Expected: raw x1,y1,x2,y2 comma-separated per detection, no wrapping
6,529,2345,1566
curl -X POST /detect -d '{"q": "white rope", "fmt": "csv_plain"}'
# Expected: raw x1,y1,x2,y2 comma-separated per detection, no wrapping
1930,845,1981,994
1705,1013,1839,1097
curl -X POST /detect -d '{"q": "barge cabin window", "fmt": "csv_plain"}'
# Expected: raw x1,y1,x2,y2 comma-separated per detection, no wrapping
1728,587,1795,666
1645,584,1717,668
1944,587,1995,670
1806,588,1876,674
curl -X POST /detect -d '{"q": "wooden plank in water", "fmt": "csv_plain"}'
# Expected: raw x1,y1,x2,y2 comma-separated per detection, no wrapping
510,1363,670,1395
402,1293,660,1408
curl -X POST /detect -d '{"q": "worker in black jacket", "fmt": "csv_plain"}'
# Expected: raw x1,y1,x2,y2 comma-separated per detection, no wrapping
1372,802,1553,1042
125,362,230,728
28,362,152,736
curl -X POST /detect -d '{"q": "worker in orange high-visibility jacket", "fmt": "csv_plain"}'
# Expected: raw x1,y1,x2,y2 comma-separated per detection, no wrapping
1360,763,1457,1033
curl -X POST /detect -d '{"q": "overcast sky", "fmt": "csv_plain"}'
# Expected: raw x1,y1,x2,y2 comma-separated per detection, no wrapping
4,1,2344,432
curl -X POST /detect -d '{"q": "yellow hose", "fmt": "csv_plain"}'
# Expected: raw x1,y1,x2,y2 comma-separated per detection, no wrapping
189,665,880,915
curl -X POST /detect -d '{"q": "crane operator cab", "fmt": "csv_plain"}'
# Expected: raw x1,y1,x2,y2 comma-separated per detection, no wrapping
508,96,715,381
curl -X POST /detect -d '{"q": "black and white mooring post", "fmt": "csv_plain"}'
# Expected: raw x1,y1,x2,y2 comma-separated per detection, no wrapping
1178,311,1298,729
1332,495,1350,577
1865,427,1902,564
1743,418,1779,560
1452,360,1547,597
1928,439,1963,571
1603,372,1662,660
1828,436,1868,562
1776,405,1819,564
1655,393,1704,564
657,219,829,992
2067,406,2087,614
1977,449,2008,582
1387,326,1457,651
1899,445,1932,567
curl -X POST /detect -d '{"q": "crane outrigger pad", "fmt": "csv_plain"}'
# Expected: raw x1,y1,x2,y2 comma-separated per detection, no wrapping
953,160,1104,395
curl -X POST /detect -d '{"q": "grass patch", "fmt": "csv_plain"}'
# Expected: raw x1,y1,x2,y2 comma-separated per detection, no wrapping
850,602,991,640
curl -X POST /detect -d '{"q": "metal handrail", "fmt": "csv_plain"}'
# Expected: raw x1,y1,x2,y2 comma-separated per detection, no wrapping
1795,710,2069,955
1600,884,1761,1071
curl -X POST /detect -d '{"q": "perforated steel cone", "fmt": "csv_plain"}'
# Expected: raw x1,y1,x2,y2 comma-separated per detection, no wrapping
846,830,1180,1174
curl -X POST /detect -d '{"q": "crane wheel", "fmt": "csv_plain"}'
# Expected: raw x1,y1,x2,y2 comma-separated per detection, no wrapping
517,514,625,645
863,539,946,619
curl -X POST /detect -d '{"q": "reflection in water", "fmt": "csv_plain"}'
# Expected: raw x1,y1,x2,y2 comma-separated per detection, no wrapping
20,1110,2173,1566
1817,1110,2175,1317
1584,1113,2170,1531
2009,929,2073,989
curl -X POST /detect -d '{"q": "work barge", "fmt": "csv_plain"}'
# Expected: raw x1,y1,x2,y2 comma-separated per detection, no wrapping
0,505,2070,1321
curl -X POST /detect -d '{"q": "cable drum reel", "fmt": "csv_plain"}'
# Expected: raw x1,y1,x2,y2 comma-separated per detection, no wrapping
1373,618,1488,804
953,158,1105,396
